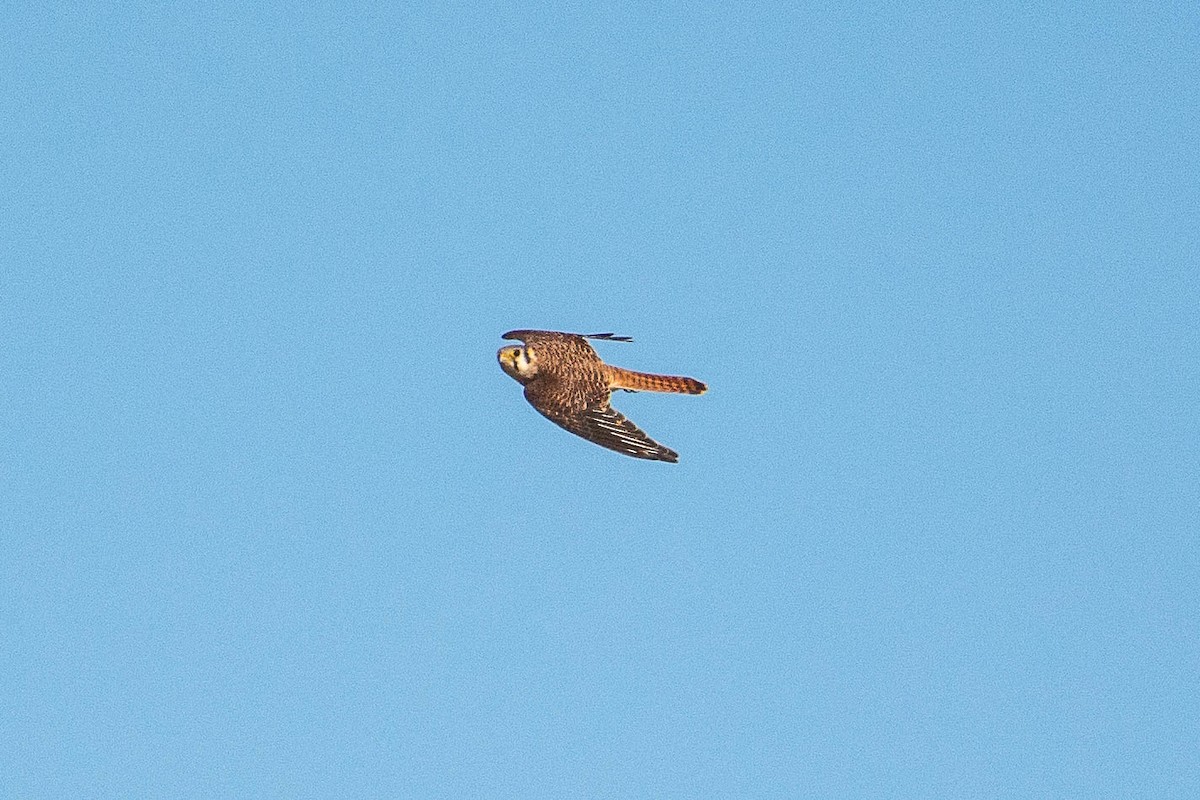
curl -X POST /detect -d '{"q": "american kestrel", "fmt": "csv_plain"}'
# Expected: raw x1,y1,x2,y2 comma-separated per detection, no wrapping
497,329,706,463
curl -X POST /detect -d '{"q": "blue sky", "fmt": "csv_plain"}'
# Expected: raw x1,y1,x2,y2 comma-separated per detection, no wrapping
3,3,1197,797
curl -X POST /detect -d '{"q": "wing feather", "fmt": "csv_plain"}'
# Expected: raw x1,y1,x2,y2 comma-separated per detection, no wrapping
502,329,631,344
532,400,679,463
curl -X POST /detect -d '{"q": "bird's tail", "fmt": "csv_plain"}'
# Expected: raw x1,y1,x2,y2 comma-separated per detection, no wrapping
604,366,707,395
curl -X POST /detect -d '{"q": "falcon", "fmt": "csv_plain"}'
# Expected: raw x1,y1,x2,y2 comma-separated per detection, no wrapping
497,329,706,463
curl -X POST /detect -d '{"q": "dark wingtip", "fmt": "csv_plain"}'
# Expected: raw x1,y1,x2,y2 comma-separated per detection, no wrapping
584,332,633,342
657,447,680,463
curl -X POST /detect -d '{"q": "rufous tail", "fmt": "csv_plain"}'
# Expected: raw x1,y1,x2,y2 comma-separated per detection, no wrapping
604,365,707,395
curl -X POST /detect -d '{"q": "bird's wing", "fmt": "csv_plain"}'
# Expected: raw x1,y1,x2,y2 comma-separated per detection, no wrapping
527,395,679,463
502,330,631,344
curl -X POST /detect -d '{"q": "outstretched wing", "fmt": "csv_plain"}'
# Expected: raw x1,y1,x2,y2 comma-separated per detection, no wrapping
580,332,633,342
528,396,679,463
502,330,632,344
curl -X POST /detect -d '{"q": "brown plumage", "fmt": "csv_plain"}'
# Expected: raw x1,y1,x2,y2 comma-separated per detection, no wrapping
497,329,706,463
603,365,707,395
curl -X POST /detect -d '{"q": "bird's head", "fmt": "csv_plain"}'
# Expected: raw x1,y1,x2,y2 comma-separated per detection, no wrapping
497,344,539,383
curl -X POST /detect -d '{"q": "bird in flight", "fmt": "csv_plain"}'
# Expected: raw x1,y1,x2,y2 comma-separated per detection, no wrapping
497,329,706,463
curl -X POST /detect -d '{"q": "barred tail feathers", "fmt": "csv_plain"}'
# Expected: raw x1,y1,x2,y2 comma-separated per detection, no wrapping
604,365,707,395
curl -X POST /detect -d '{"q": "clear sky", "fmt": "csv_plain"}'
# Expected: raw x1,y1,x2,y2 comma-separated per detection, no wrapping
3,3,1197,797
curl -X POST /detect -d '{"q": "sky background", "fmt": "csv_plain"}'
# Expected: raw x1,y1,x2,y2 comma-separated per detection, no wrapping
2,3,1198,797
